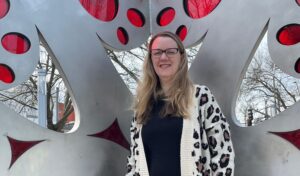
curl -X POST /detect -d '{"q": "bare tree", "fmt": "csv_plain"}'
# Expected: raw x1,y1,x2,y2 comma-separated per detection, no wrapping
0,45,73,132
237,41,300,126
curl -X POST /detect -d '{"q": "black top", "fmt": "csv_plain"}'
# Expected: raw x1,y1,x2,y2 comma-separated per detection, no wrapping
142,99,183,176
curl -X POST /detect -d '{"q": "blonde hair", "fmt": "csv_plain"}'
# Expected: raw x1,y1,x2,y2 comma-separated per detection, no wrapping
133,31,194,124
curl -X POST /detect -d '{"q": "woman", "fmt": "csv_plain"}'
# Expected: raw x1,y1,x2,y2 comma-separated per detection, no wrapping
126,31,235,176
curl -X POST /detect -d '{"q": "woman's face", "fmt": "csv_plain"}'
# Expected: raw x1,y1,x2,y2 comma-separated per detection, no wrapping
150,36,181,84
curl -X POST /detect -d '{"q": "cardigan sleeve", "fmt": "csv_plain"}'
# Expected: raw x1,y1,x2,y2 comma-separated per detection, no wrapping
202,86,235,176
125,116,138,176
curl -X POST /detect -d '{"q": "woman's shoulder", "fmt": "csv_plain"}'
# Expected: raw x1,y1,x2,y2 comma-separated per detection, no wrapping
193,84,212,97
193,84,209,89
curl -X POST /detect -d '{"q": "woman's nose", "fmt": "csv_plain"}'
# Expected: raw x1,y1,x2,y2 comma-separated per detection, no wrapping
160,52,168,60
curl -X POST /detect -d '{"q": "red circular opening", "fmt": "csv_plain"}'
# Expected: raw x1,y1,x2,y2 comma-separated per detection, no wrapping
0,0,9,19
79,0,118,22
176,25,188,41
0,64,15,83
127,8,145,27
295,58,300,73
117,27,128,45
183,0,221,19
1,33,31,54
157,7,175,26
277,24,300,46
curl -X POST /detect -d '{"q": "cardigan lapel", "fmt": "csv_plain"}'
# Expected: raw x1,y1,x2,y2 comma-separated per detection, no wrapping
180,90,199,176
137,126,150,176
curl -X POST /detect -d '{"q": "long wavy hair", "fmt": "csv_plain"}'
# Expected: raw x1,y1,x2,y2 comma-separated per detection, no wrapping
133,31,194,124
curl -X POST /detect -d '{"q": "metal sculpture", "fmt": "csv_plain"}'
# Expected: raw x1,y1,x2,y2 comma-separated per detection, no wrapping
0,0,299,175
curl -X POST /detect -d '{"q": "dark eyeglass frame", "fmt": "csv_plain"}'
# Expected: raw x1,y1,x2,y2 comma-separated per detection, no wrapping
150,48,181,57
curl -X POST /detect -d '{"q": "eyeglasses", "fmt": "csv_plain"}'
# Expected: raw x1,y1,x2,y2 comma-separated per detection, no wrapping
150,48,180,58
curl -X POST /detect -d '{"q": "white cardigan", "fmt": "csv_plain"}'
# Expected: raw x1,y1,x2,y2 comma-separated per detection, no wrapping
126,85,235,176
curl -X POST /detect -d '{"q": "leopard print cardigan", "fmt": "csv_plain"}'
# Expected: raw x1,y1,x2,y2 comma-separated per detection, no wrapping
126,85,235,176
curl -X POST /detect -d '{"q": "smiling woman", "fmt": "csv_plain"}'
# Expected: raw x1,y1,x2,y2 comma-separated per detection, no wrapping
126,31,235,176
150,38,183,93
135,32,192,123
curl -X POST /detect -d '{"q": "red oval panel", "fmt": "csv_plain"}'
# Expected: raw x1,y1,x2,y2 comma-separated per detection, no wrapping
297,0,300,6
0,0,9,19
183,0,221,19
79,0,118,22
127,8,145,27
117,27,128,45
277,24,300,45
295,58,300,73
157,7,175,26
1,33,31,54
176,25,188,41
0,64,14,83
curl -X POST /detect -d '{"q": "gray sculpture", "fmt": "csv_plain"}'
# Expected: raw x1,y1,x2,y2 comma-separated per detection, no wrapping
0,0,299,175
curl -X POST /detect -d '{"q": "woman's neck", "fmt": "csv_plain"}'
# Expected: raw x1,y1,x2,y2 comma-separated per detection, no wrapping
160,79,172,95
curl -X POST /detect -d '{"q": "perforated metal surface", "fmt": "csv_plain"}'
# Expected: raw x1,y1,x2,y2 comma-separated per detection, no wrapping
0,0,299,175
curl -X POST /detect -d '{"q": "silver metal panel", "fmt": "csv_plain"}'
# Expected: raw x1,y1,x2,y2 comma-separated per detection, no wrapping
185,0,300,175
268,1,300,79
150,0,210,47
0,0,39,89
95,0,150,50
0,0,299,175
231,102,300,176
1,0,133,175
